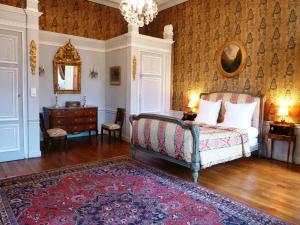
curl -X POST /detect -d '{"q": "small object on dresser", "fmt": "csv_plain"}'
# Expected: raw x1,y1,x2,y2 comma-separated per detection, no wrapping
182,112,197,121
54,92,59,108
82,95,87,107
65,101,81,107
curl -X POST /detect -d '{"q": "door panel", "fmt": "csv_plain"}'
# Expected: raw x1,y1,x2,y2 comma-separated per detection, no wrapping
0,34,18,64
140,77,162,113
0,125,19,152
0,29,24,162
139,52,163,114
0,68,18,120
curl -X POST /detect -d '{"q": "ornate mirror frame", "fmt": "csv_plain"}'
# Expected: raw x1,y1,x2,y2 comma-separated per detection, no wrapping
53,40,81,94
217,39,246,78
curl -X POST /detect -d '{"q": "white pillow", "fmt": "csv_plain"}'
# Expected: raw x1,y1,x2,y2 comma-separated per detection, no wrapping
195,99,222,125
224,101,257,128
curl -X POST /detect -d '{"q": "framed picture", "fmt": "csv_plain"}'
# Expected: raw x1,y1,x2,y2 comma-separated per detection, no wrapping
110,66,121,85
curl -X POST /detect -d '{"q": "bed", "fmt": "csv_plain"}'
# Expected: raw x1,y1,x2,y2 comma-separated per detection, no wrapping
129,92,264,182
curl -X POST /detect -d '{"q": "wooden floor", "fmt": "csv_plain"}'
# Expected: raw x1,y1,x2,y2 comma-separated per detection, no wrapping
0,135,300,224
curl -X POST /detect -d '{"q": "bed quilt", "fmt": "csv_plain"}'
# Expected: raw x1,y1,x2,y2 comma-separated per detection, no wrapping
132,119,250,168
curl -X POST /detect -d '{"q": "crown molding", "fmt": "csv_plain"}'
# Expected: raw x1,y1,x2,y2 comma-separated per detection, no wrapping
159,0,188,11
88,0,188,11
89,0,119,9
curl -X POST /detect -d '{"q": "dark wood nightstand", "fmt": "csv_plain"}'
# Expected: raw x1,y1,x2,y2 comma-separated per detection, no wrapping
266,122,296,163
182,112,197,121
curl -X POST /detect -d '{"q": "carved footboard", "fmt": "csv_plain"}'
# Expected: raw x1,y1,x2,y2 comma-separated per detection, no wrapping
129,114,201,182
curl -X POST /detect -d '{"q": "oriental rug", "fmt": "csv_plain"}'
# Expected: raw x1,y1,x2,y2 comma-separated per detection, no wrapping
0,157,288,225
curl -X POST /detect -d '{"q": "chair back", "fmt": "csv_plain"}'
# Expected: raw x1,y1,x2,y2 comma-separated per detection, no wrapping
115,108,125,128
39,113,49,138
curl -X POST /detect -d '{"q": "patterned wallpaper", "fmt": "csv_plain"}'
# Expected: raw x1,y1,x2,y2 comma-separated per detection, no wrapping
0,0,128,40
143,0,300,122
38,0,128,40
0,0,25,8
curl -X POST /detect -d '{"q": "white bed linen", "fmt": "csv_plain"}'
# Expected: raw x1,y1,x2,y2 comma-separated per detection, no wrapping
218,122,258,137
218,122,258,147
249,138,258,147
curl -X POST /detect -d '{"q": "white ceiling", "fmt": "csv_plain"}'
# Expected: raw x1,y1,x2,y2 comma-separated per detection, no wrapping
89,0,188,11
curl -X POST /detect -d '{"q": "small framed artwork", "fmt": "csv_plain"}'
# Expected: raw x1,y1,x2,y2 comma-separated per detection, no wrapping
110,66,121,85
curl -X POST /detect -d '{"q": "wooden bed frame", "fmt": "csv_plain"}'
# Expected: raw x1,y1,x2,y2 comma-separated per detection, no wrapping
129,92,264,182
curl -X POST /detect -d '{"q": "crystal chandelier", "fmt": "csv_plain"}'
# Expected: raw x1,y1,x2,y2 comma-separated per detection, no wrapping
120,0,158,27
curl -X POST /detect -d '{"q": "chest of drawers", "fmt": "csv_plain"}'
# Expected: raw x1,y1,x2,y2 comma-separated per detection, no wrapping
43,107,98,135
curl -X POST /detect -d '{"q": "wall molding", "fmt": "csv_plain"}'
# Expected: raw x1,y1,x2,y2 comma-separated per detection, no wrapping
0,4,41,30
0,4,26,29
159,0,188,11
39,30,106,53
40,30,173,54
88,0,188,11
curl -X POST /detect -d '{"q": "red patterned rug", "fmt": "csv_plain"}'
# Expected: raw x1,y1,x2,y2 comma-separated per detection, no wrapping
0,157,289,225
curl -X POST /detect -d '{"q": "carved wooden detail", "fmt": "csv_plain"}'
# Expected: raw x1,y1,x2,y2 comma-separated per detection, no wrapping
29,40,37,75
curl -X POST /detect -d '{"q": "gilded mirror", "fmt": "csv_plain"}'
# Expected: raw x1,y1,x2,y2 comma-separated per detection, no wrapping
53,40,81,94
217,39,246,78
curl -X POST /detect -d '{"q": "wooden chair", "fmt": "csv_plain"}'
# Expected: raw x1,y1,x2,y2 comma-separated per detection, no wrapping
39,113,67,151
101,108,125,143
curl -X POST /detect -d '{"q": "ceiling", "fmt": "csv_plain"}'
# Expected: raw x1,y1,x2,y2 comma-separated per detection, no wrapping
89,0,188,11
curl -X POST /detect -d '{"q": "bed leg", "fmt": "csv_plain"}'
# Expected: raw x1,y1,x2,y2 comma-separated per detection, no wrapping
131,147,137,159
192,169,199,183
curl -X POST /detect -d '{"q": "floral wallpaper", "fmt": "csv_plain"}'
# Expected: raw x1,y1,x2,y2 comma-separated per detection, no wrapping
0,0,25,8
0,0,128,40
38,0,128,40
143,0,300,122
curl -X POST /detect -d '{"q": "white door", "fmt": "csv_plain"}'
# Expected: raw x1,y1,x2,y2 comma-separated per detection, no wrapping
139,52,163,113
0,29,24,162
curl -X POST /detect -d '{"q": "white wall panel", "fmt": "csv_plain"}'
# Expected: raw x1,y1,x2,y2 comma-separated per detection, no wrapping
0,67,18,120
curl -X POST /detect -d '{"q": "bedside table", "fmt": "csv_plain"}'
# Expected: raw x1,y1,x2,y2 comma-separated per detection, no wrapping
182,112,197,121
266,122,296,163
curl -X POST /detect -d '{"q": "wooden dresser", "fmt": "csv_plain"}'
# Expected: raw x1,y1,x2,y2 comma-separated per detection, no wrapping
43,107,98,136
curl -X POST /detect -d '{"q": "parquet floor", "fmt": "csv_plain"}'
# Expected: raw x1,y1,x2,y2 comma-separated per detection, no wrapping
0,136,299,224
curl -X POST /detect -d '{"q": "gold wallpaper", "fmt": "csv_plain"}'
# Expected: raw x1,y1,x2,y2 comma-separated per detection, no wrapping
143,0,300,122
38,0,128,40
0,0,25,8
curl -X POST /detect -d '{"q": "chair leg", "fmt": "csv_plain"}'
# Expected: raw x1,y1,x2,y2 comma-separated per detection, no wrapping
108,130,111,143
114,131,116,140
101,127,103,141
64,136,67,150
119,130,122,142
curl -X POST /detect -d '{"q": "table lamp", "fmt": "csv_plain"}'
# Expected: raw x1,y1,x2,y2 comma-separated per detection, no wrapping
278,106,288,123
187,99,197,113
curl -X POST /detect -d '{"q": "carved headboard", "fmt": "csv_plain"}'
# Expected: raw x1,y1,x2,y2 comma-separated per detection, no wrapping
200,92,264,133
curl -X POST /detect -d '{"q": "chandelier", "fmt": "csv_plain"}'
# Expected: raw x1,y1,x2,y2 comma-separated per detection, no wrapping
120,0,158,27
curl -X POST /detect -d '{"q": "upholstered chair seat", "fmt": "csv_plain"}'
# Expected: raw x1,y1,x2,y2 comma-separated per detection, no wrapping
40,113,67,151
47,128,68,138
101,108,125,143
102,123,121,130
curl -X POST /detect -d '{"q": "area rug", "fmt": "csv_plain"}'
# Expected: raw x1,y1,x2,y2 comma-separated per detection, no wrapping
0,157,289,225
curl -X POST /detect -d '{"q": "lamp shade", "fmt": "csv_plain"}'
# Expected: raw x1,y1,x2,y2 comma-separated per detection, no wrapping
278,106,288,116
188,99,196,109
